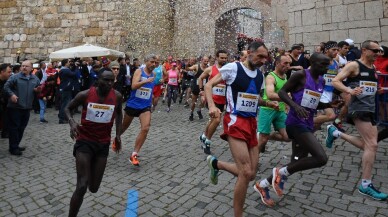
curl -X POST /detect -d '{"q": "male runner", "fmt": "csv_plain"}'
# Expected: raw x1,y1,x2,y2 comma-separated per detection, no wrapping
198,50,228,154
66,70,123,216
256,55,291,154
327,40,388,200
119,54,156,166
254,53,341,206
205,42,277,217
314,41,340,130
187,56,209,121
152,56,167,112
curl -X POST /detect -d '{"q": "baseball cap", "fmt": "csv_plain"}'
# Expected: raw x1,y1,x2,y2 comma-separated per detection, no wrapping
345,39,354,46
172,62,177,66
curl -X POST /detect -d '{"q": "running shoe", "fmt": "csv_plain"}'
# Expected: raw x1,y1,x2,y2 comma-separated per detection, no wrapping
325,125,338,148
40,119,48,123
189,113,194,121
358,184,388,201
333,121,346,132
184,102,189,107
199,133,206,144
203,140,211,155
129,154,140,166
206,155,219,185
197,110,203,119
253,182,275,207
272,167,287,197
166,108,171,113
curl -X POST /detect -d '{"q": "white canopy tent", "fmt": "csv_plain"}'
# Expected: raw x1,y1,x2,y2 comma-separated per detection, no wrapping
49,43,125,60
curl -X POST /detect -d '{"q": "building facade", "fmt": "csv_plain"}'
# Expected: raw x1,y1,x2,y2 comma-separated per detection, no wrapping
0,0,387,63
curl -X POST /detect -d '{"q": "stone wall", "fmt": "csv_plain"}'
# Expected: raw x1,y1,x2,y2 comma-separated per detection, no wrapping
287,0,388,52
0,0,174,64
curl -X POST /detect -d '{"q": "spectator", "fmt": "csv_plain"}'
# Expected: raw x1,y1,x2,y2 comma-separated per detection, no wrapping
58,59,77,124
38,76,55,123
0,63,12,138
345,38,361,61
4,60,41,156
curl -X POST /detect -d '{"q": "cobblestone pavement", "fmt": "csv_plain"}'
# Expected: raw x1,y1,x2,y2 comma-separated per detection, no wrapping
1,102,388,217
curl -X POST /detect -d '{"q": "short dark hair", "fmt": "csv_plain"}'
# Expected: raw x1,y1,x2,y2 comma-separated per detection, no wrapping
118,57,124,63
361,40,379,49
61,59,68,67
46,76,55,82
215,50,228,57
12,64,21,72
338,41,349,48
248,41,267,52
274,55,288,65
0,63,10,72
382,46,388,57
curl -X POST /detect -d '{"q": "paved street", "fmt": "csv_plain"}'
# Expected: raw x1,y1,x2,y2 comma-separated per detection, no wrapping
1,102,388,217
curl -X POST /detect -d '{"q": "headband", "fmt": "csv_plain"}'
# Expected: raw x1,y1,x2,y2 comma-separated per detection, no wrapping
325,43,338,50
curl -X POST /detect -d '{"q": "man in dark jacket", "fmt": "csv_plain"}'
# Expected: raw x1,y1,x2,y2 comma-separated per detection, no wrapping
4,60,41,155
58,59,77,124
0,63,11,138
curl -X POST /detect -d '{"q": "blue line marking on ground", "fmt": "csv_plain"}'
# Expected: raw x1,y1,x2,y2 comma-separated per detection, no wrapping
125,189,138,217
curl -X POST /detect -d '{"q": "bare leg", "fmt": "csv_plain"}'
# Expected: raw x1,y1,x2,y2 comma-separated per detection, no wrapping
354,119,378,180
69,152,91,217
88,156,107,193
133,111,151,153
121,113,135,135
227,136,258,217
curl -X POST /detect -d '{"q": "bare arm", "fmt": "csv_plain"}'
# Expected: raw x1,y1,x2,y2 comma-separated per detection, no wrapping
198,66,211,90
66,90,89,139
332,61,362,96
265,74,281,101
278,70,309,118
205,73,223,118
131,69,154,90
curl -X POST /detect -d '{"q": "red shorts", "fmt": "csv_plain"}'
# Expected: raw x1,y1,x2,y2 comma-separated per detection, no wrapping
153,84,163,98
220,113,258,148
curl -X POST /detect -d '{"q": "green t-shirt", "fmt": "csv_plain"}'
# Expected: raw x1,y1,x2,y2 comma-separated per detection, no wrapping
262,71,287,112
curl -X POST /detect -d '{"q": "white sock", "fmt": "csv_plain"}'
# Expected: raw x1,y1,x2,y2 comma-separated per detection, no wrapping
205,139,211,145
132,152,138,157
362,179,372,188
333,130,342,138
259,179,270,188
201,133,207,140
279,167,290,176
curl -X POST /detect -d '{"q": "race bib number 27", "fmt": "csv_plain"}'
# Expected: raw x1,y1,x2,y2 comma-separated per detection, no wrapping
86,103,115,123
301,89,321,109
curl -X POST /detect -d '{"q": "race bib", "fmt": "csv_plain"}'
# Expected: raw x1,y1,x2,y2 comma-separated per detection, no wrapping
86,103,115,123
301,89,321,109
169,78,177,83
360,81,377,95
135,87,151,99
212,84,226,96
323,74,335,86
236,92,259,113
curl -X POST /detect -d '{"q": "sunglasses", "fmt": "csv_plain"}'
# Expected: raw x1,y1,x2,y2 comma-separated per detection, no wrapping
366,48,381,53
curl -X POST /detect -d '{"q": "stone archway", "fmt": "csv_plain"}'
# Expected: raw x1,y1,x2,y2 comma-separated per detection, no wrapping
215,8,263,56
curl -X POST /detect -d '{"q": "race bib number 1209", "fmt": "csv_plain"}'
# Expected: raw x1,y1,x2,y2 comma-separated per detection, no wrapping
236,92,259,113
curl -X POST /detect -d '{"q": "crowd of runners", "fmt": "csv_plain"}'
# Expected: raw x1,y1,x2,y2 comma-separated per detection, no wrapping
1,38,388,216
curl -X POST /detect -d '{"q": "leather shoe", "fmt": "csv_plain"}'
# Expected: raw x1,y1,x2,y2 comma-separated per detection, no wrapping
9,149,22,156
18,147,26,151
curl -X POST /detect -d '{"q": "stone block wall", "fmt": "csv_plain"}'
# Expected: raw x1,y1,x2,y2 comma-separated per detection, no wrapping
0,0,173,64
287,0,388,52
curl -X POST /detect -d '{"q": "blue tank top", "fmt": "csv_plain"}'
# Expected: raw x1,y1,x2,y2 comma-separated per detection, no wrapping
286,69,324,129
227,62,263,117
323,60,339,92
126,68,155,109
153,65,163,85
